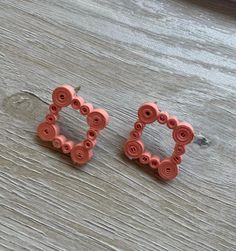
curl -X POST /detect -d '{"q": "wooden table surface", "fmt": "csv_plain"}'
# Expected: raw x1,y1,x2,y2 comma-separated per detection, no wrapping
0,0,236,250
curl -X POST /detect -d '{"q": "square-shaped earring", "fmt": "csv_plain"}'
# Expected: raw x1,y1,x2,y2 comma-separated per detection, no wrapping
124,102,194,181
37,84,109,166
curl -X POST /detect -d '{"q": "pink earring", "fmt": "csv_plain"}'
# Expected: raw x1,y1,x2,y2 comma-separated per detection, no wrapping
37,84,109,166
123,102,194,181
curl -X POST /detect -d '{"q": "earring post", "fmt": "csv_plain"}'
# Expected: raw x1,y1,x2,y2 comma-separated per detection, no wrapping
74,86,81,93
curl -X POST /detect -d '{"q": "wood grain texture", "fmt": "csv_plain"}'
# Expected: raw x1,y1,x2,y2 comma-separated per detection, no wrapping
0,0,236,250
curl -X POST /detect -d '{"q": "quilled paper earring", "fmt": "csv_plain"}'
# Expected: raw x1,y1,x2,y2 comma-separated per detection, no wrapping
37,84,109,166
124,102,194,181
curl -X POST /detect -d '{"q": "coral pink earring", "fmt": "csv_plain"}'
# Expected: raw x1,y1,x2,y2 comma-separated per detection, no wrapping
124,102,194,181
37,84,109,166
